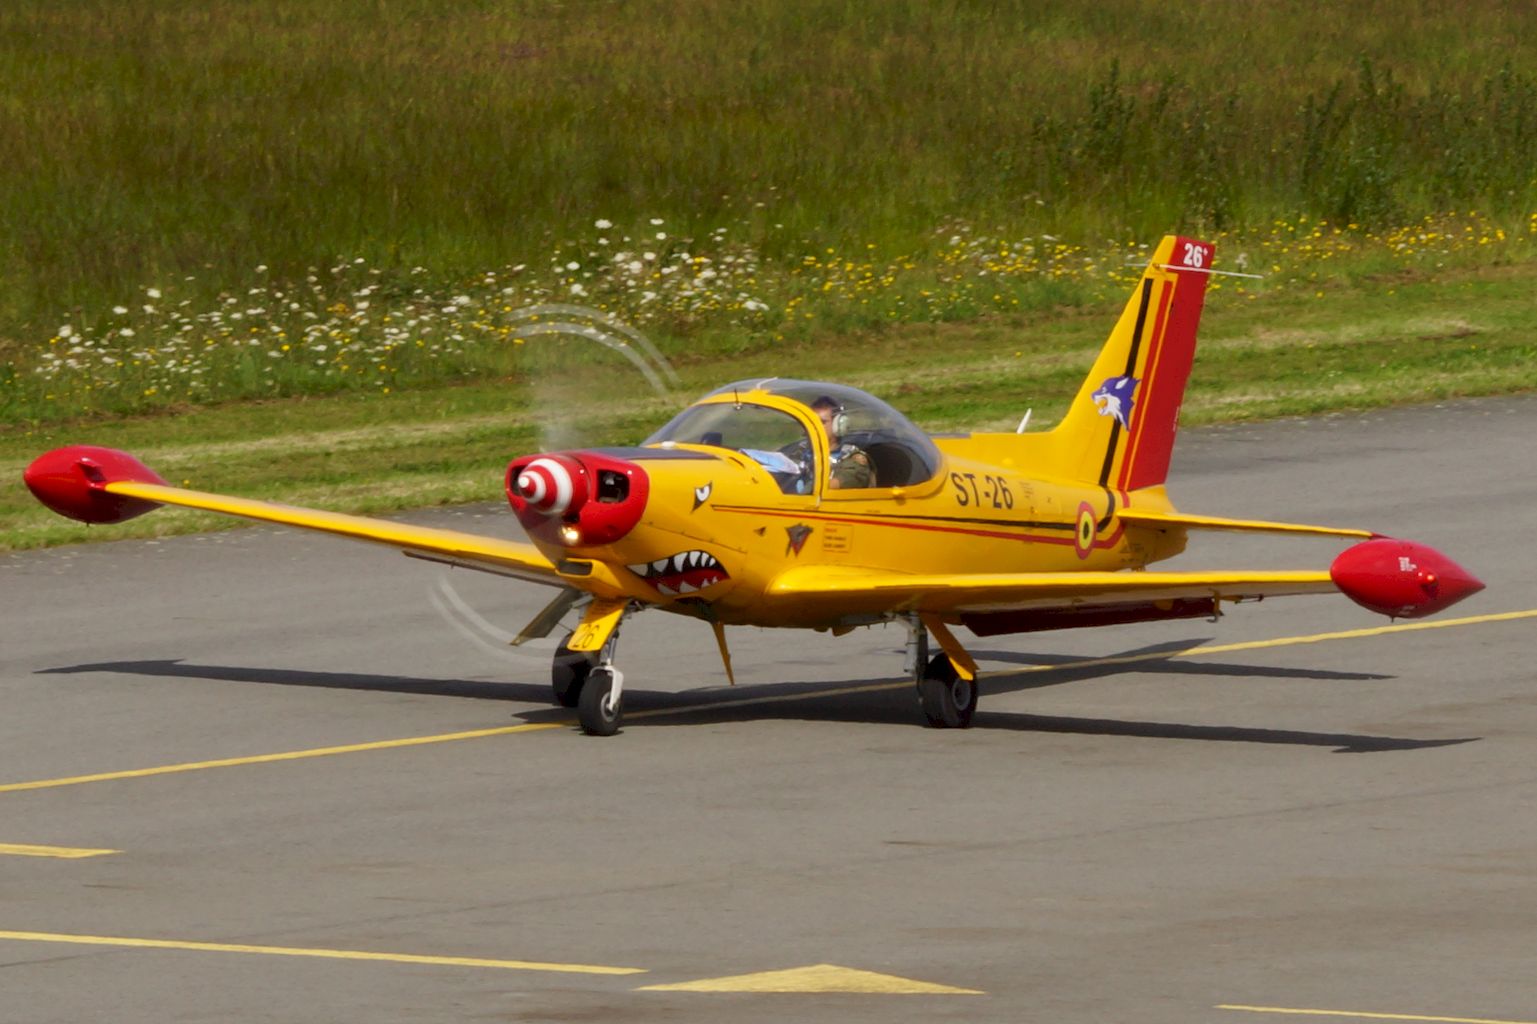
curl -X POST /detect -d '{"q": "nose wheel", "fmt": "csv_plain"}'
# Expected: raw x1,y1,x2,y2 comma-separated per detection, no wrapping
578,666,625,736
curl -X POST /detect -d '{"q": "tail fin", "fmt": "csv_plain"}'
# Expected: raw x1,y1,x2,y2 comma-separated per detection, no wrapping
1050,235,1214,491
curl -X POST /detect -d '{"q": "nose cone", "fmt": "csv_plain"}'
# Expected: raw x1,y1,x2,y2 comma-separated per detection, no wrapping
513,456,588,516
1330,538,1485,619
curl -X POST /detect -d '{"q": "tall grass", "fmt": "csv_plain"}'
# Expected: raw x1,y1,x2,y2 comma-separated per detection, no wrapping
3,0,1535,380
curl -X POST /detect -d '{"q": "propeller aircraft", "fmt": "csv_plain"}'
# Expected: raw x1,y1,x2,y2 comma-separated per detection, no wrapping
24,236,1485,735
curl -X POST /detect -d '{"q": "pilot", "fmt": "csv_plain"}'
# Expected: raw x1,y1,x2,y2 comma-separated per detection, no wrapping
811,396,875,489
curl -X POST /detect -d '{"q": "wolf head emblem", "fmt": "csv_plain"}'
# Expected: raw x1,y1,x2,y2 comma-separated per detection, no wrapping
1092,375,1139,429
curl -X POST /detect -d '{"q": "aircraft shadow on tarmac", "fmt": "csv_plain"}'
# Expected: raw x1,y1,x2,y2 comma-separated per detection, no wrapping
39,637,1477,754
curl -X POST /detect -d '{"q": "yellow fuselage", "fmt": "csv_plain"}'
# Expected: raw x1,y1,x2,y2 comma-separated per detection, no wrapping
535,393,1186,629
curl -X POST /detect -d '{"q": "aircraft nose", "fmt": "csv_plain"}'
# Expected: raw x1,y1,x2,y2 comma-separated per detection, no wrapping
506,451,649,545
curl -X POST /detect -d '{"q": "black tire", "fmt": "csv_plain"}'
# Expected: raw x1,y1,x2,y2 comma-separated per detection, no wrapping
577,668,623,736
917,653,977,728
552,635,593,708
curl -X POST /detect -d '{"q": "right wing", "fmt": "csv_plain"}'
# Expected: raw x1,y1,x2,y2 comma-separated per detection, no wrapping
25,445,566,586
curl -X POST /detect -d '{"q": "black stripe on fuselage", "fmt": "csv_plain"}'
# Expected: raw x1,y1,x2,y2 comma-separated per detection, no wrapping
1096,278,1154,488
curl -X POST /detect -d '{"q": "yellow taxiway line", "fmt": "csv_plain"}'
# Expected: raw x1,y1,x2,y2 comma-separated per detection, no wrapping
0,843,118,859
2,607,1531,796
0,928,644,976
0,722,562,794
1219,1003,1537,1024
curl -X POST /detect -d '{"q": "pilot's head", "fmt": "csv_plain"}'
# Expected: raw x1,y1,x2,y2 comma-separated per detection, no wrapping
811,396,844,443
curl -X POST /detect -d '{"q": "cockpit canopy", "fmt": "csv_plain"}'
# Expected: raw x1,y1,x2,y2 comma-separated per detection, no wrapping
643,379,942,492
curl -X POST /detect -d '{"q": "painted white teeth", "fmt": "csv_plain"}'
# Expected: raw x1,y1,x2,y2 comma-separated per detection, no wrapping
676,581,697,594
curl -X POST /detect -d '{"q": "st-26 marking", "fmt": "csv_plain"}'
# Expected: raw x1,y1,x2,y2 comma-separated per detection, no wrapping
950,472,1015,510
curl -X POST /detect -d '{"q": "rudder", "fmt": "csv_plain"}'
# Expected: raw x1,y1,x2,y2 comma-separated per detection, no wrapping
1050,235,1214,491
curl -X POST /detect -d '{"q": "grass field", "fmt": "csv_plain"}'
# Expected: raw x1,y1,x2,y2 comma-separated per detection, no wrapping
6,253,1533,551
3,2,1535,548
3,3,1535,342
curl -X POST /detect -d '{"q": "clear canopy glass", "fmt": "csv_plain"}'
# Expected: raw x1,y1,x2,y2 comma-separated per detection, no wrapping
644,379,942,492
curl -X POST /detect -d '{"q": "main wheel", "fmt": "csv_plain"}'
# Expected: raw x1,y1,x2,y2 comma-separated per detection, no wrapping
551,634,593,708
917,653,977,728
577,667,623,736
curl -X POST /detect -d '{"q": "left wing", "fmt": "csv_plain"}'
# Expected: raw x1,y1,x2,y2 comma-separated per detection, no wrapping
767,565,1337,620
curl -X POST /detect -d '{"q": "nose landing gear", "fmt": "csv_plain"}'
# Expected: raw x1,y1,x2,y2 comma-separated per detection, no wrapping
552,597,630,736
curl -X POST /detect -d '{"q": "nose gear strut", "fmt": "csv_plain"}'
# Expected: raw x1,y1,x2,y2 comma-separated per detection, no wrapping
561,597,631,736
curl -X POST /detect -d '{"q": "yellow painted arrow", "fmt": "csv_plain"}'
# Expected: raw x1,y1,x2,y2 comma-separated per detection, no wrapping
639,963,983,994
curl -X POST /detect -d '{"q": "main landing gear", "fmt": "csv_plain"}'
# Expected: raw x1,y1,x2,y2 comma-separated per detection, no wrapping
907,615,979,728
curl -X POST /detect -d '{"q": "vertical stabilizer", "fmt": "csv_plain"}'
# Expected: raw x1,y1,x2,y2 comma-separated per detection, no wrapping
1050,235,1214,490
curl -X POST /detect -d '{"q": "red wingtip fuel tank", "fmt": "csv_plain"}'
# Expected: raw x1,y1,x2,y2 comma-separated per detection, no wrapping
506,451,649,546
24,446,169,524
1330,538,1484,619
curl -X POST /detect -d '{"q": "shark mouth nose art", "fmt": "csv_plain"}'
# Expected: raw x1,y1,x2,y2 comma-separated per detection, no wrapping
627,550,728,597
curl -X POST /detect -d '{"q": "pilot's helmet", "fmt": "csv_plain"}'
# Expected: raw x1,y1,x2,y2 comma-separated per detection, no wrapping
810,396,848,436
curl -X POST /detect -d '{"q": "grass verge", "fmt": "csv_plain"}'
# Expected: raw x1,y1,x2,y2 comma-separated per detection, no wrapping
5,259,1533,552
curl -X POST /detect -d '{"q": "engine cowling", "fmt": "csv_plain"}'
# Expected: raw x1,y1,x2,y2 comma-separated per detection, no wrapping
1330,538,1484,619
505,451,648,546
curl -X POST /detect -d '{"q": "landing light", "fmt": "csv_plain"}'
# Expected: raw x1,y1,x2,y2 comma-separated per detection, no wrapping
558,524,583,546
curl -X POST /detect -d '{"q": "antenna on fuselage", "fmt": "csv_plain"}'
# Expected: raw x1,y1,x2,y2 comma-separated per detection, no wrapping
1016,409,1033,433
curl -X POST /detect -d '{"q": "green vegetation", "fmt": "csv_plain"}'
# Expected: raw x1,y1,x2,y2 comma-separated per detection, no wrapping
2,1,1535,550
3,2,1535,334
6,258,1533,551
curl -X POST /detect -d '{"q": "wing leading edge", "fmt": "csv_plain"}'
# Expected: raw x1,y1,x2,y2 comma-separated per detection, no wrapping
110,481,562,583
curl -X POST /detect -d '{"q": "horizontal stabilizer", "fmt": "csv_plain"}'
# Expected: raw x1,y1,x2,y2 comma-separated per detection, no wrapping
1117,508,1375,540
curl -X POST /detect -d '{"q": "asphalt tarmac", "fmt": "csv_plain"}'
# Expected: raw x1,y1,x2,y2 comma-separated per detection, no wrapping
3,396,1534,1024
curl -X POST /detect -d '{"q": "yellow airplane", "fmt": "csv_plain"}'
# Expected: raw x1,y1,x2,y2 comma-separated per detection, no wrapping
25,235,1483,735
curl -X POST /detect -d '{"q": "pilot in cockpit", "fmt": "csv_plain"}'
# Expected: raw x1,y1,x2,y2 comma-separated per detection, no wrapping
810,396,875,489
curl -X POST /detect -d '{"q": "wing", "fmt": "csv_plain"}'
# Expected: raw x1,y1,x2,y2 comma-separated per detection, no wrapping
24,445,563,585
767,564,1337,621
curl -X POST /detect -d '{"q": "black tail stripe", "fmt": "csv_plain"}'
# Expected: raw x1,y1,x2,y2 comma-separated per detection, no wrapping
1097,278,1154,487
